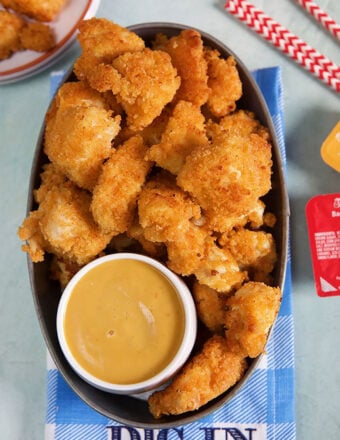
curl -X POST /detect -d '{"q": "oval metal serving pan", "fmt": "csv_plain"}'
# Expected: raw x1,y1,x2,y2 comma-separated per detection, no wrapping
26,22,289,428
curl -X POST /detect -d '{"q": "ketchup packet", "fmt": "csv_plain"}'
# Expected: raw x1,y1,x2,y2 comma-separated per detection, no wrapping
306,193,340,297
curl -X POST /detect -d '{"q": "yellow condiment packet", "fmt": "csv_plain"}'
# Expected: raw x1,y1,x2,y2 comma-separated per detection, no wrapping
321,121,340,172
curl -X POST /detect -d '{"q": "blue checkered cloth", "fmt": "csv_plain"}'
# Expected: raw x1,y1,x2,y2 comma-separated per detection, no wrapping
45,66,295,440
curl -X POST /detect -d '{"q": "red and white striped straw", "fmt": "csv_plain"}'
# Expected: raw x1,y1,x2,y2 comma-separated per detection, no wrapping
225,0,340,93
295,0,340,41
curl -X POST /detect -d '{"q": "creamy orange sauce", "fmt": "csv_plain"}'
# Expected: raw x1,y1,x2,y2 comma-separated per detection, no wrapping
63,259,185,384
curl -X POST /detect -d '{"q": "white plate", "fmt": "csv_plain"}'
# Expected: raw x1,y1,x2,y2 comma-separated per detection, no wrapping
0,0,101,84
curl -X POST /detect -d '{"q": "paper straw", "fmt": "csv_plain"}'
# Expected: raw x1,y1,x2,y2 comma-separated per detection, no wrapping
225,0,340,93
225,0,339,76
295,0,340,41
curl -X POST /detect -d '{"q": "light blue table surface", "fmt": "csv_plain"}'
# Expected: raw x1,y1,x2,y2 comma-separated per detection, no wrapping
0,0,339,438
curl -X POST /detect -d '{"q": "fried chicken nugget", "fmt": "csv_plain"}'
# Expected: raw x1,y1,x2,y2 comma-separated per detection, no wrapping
192,282,227,333
145,100,209,175
204,49,242,117
207,109,270,141
204,199,266,233
52,80,112,110
165,226,247,292
90,135,152,234
177,113,272,232
0,0,66,21
18,210,49,263
0,10,25,60
225,282,282,358
110,48,181,131
20,22,55,52
137,173,201,243
148,335,247,418
127,218,167,259
37,181,112,265
33,163,68,203
154,29,209,107
220,228,277,283
18,177,112,265
73,18,145,92
44,82,121,191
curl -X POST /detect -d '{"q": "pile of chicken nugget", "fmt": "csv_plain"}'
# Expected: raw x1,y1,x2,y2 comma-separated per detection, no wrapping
18,18,282,419
0,0,66,60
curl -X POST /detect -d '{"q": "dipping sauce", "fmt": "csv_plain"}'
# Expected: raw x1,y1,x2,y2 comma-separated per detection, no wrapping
63,258,186,384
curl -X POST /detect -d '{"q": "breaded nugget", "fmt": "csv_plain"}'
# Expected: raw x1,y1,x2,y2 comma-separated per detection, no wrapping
20,22,55,52
110,48,181,131
73,18,145,90
18,180,112,265
225,282,282,358
154,30,209,107
204,49,242,117
33,163,68,204
192,282,227,333
207,109,270,141
137,174,201,243
37,181,112,265
18,210,49,262
0,10,25,60
205,199,265,233
0,0,66,21
52,80,112,110
44,86,121,190
146,100,209,174
177,115,272,232
90,135,152,234
190,235,247,292
167,228,247,292
220,228,277,283
127,218,167,259
148,335,247,418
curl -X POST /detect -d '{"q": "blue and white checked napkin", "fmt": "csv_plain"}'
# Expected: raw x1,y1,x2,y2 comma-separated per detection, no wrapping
45,66,295,440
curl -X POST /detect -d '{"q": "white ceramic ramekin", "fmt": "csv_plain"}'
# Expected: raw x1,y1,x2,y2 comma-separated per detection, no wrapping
56,252,197,395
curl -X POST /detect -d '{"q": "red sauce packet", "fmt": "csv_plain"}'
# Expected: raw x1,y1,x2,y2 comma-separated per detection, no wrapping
306,193,340,297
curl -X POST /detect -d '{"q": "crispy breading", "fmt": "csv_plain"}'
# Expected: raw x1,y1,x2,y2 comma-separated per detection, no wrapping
53,81,112,110
220,228,277,283
90,136,152,234
146,100,209,174
19,180,112,265
206,109,270,141
148,335,247,418
37,181,112,265
177,113,272,232
137,174,201,243
0,10,25,60
204,199,265,233
110,48,181,131
0,0,66,21
127,218,167,259
73,18,145,89
192,282,228,333
34,163,68,204
154,29,209,107
204,49,242,117
18,210,49,262
50,256,83,290
225,282,282,358
20,22,55,52
166,227,247,292
114,106,171,148
44,85,121,191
